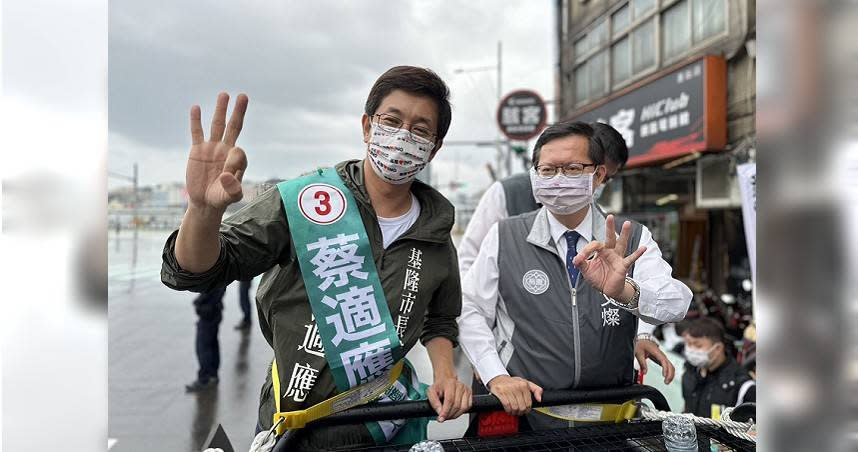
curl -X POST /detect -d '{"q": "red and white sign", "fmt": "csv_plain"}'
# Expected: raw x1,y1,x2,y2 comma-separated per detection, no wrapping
570,56,727,168
298,183,347,225
497,90,547,141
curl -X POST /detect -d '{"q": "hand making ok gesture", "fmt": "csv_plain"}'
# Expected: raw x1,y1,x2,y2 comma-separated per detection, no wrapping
571,215,647,300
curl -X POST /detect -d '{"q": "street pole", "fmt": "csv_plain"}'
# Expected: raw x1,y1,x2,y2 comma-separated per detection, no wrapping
497,41,512,178
131,163,139,280
453,42,506,177
132,163,139,227
108,164,139,232
497,41,502,102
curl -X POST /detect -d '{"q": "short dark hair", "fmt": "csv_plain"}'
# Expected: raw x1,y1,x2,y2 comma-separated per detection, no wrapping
364,66,452,142
685,317,727,345
531,121,604,166
590,122,629,170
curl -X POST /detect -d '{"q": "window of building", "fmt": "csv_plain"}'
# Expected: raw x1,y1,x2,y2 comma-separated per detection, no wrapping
591,19,609,48
662,0,690,60
660,0,727,63
632,18,656,73
612,37,631,85
693,0,726,43
588,49,609,99
575,64,588,105
570,0,728,107
632,0,656,19
612,4,630,37
574,35,589,63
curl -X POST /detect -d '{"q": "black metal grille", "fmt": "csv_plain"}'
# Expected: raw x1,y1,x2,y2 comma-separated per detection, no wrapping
331,421,755,451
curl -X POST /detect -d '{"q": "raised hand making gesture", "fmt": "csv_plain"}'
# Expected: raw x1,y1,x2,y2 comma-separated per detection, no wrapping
187,92,249,212
175,92,249,274
571,215,647,301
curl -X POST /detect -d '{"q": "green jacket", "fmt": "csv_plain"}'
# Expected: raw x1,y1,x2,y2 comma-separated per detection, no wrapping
161,159,461,444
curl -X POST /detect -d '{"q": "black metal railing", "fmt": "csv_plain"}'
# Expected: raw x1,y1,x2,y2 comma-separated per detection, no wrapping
273,384,671,451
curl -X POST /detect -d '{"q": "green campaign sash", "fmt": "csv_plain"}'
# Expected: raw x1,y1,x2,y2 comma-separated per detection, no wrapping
277,168,426,444
278,167,402,391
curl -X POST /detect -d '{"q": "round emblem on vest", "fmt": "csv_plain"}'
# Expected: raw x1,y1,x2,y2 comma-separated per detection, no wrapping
522,269,550,295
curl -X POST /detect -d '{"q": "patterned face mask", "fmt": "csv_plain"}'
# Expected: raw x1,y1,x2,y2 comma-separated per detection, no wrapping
366,123,435,185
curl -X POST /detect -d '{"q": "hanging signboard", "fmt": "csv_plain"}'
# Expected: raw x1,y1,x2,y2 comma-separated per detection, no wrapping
570,56,727,167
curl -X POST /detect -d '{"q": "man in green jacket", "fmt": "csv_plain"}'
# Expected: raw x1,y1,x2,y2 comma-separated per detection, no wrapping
161,66,471,449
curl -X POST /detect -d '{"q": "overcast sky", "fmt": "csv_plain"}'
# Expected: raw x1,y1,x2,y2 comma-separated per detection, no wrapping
108,0,556,201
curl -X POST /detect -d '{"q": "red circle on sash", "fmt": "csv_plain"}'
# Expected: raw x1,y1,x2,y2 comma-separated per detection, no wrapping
298,183,347,225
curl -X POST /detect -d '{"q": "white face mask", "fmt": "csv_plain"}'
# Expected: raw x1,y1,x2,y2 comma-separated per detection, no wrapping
684,345,714,368
529,168,594,215
366,123,434,185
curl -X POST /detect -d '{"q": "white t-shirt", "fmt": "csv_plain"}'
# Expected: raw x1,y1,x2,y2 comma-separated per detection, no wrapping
377,194,420,249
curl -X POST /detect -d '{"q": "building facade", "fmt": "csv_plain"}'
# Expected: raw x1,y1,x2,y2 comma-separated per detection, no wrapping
556,0,755,299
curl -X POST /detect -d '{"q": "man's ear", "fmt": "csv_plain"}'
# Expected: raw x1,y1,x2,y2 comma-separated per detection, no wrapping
605,161,619,178
594,164,608,186
427,140,443,163
361,114,371,144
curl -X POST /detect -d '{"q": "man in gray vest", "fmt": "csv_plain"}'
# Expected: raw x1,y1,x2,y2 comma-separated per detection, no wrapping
459,122,675,384
457,121,691,429
459,122,627,274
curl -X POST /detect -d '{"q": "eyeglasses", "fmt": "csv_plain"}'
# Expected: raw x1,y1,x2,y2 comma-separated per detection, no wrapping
373,113,436,142
534,163,599,178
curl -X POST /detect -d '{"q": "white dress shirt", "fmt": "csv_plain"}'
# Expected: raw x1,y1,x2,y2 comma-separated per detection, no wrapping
458,205,692,386
457,181,662,336
458,181,507,276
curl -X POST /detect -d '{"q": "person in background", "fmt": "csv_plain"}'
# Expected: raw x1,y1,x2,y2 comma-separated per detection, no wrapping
186,285,228,392
681,317,756,418
234,279,253,330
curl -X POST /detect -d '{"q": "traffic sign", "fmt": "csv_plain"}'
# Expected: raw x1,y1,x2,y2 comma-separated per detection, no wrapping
496,90,547,141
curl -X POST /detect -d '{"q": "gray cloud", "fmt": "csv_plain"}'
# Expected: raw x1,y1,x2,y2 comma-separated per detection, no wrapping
109,0,554,195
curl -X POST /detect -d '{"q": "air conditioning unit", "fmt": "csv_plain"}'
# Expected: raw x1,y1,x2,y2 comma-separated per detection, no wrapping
596,177,623,214
696,154,741,208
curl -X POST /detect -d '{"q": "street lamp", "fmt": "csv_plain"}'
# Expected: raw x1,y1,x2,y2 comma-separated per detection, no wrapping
452,41,502,109
453,41,510,177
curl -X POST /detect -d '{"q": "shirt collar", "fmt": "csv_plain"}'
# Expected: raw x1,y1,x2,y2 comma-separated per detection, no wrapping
546,205,593,245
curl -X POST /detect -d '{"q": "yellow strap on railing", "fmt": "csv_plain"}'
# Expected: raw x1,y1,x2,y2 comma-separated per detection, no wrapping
535,400,638,423
270,360,404,436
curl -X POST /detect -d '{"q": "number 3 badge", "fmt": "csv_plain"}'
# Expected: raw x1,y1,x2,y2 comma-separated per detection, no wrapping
298,183,347,225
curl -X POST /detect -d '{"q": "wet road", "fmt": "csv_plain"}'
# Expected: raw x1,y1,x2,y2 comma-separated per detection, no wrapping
108,228,470,452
